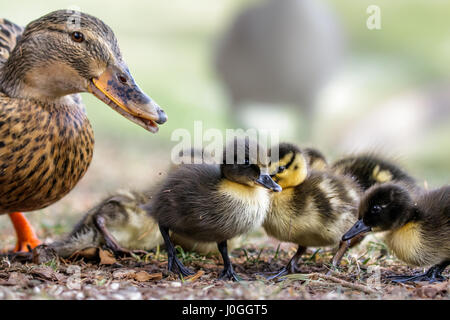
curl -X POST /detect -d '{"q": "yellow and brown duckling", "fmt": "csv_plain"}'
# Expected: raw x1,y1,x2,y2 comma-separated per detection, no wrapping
343,183,450,283
303,147,328,171
39,190,239,260
265,142,362,278
331,154,416,191
144,138,281,281
0,11,167,252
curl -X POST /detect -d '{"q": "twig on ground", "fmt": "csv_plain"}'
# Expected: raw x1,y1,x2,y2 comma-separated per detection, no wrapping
308,273,378,295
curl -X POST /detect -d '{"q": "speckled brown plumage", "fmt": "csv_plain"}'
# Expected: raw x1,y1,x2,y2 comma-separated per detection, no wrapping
0,18,23,66
0,91,94,213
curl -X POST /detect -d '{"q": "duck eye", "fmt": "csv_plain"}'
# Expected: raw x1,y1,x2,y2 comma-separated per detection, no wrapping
117,75,128,84
244,159,250,166
371,205,382,214
71,31,84,43
278,166,286,173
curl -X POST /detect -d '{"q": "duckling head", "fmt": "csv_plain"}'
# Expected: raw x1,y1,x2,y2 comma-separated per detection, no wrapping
268,142,308,189
342,183,414,240
0,10,166,132
221,137,281,192
93,191,147,219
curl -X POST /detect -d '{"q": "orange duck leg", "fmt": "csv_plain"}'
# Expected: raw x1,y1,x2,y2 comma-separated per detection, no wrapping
8,212,41,252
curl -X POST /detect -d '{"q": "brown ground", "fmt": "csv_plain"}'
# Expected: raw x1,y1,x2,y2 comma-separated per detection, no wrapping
0,237,449,300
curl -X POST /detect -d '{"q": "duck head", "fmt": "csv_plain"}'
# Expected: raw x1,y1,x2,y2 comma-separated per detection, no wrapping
342,183,414,240
0,10,166,132
221,137,281,192
268,143,308,189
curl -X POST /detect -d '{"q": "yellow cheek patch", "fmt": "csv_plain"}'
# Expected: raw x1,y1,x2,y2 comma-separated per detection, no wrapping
219,180,265,200
270,152,293,175
372,165,393,183
273,153,308,188
385,221,423,265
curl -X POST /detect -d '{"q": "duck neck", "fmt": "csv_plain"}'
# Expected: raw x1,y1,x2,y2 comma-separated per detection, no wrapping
0,51,29,98
1,48,84,106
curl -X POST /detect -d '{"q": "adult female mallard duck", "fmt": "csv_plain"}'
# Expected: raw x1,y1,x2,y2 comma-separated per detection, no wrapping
0,11,167,252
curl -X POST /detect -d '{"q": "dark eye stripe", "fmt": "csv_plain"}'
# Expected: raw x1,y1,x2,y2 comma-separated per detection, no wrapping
282,153,296,170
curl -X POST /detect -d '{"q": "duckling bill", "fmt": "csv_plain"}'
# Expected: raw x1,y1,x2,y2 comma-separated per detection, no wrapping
146,138,281,281
343,183,450,283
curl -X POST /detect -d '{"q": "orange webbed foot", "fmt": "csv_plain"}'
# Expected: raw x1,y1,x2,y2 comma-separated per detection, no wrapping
8,212,41,253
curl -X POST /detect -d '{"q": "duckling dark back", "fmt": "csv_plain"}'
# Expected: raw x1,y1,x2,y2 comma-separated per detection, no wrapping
332,154,416,190
303,147,328,171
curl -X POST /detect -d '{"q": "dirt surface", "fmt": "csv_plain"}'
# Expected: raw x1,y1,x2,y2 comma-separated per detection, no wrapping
0,238,449,300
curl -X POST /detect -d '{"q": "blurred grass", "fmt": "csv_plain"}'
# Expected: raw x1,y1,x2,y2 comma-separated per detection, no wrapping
3,0,449,144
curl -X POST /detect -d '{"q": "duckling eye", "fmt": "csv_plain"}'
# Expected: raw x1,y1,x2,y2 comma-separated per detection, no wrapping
71,31,84,43
278,166,286,173
371,205,382,214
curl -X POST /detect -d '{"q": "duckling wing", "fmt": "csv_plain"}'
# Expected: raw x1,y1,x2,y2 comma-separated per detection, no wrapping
0,19,23,67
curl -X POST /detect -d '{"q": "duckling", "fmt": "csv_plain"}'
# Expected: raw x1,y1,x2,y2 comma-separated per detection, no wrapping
343,183,450,283
303,147,328,171
146,138,281,281
43,190,158,258
265,142,361,278
39,190,239,260
0,11,167,252
331,154,416,191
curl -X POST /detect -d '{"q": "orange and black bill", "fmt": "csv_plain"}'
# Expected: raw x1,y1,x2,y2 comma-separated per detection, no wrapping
88,63,167,133
342,219,372,241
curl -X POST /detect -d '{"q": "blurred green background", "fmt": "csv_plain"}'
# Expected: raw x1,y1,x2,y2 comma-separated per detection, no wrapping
0,0,449,244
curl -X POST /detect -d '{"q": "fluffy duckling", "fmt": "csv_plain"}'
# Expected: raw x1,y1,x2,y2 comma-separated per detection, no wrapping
265,143,361,278
331,154,416,191
343,183,450,283
303,147,328,171
41,190,238,259
146,138,281,281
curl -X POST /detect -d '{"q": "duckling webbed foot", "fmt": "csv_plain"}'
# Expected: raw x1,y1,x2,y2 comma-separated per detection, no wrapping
159,225,194,278
266,246,306,280
389,261,449,284
218,240,241,281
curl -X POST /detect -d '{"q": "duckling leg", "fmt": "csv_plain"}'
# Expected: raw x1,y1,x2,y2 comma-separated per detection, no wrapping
94,215,133,256
390,261,449,284
266,246,306,280
159,225,194,277
217,240,241,282
9,212,41,252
